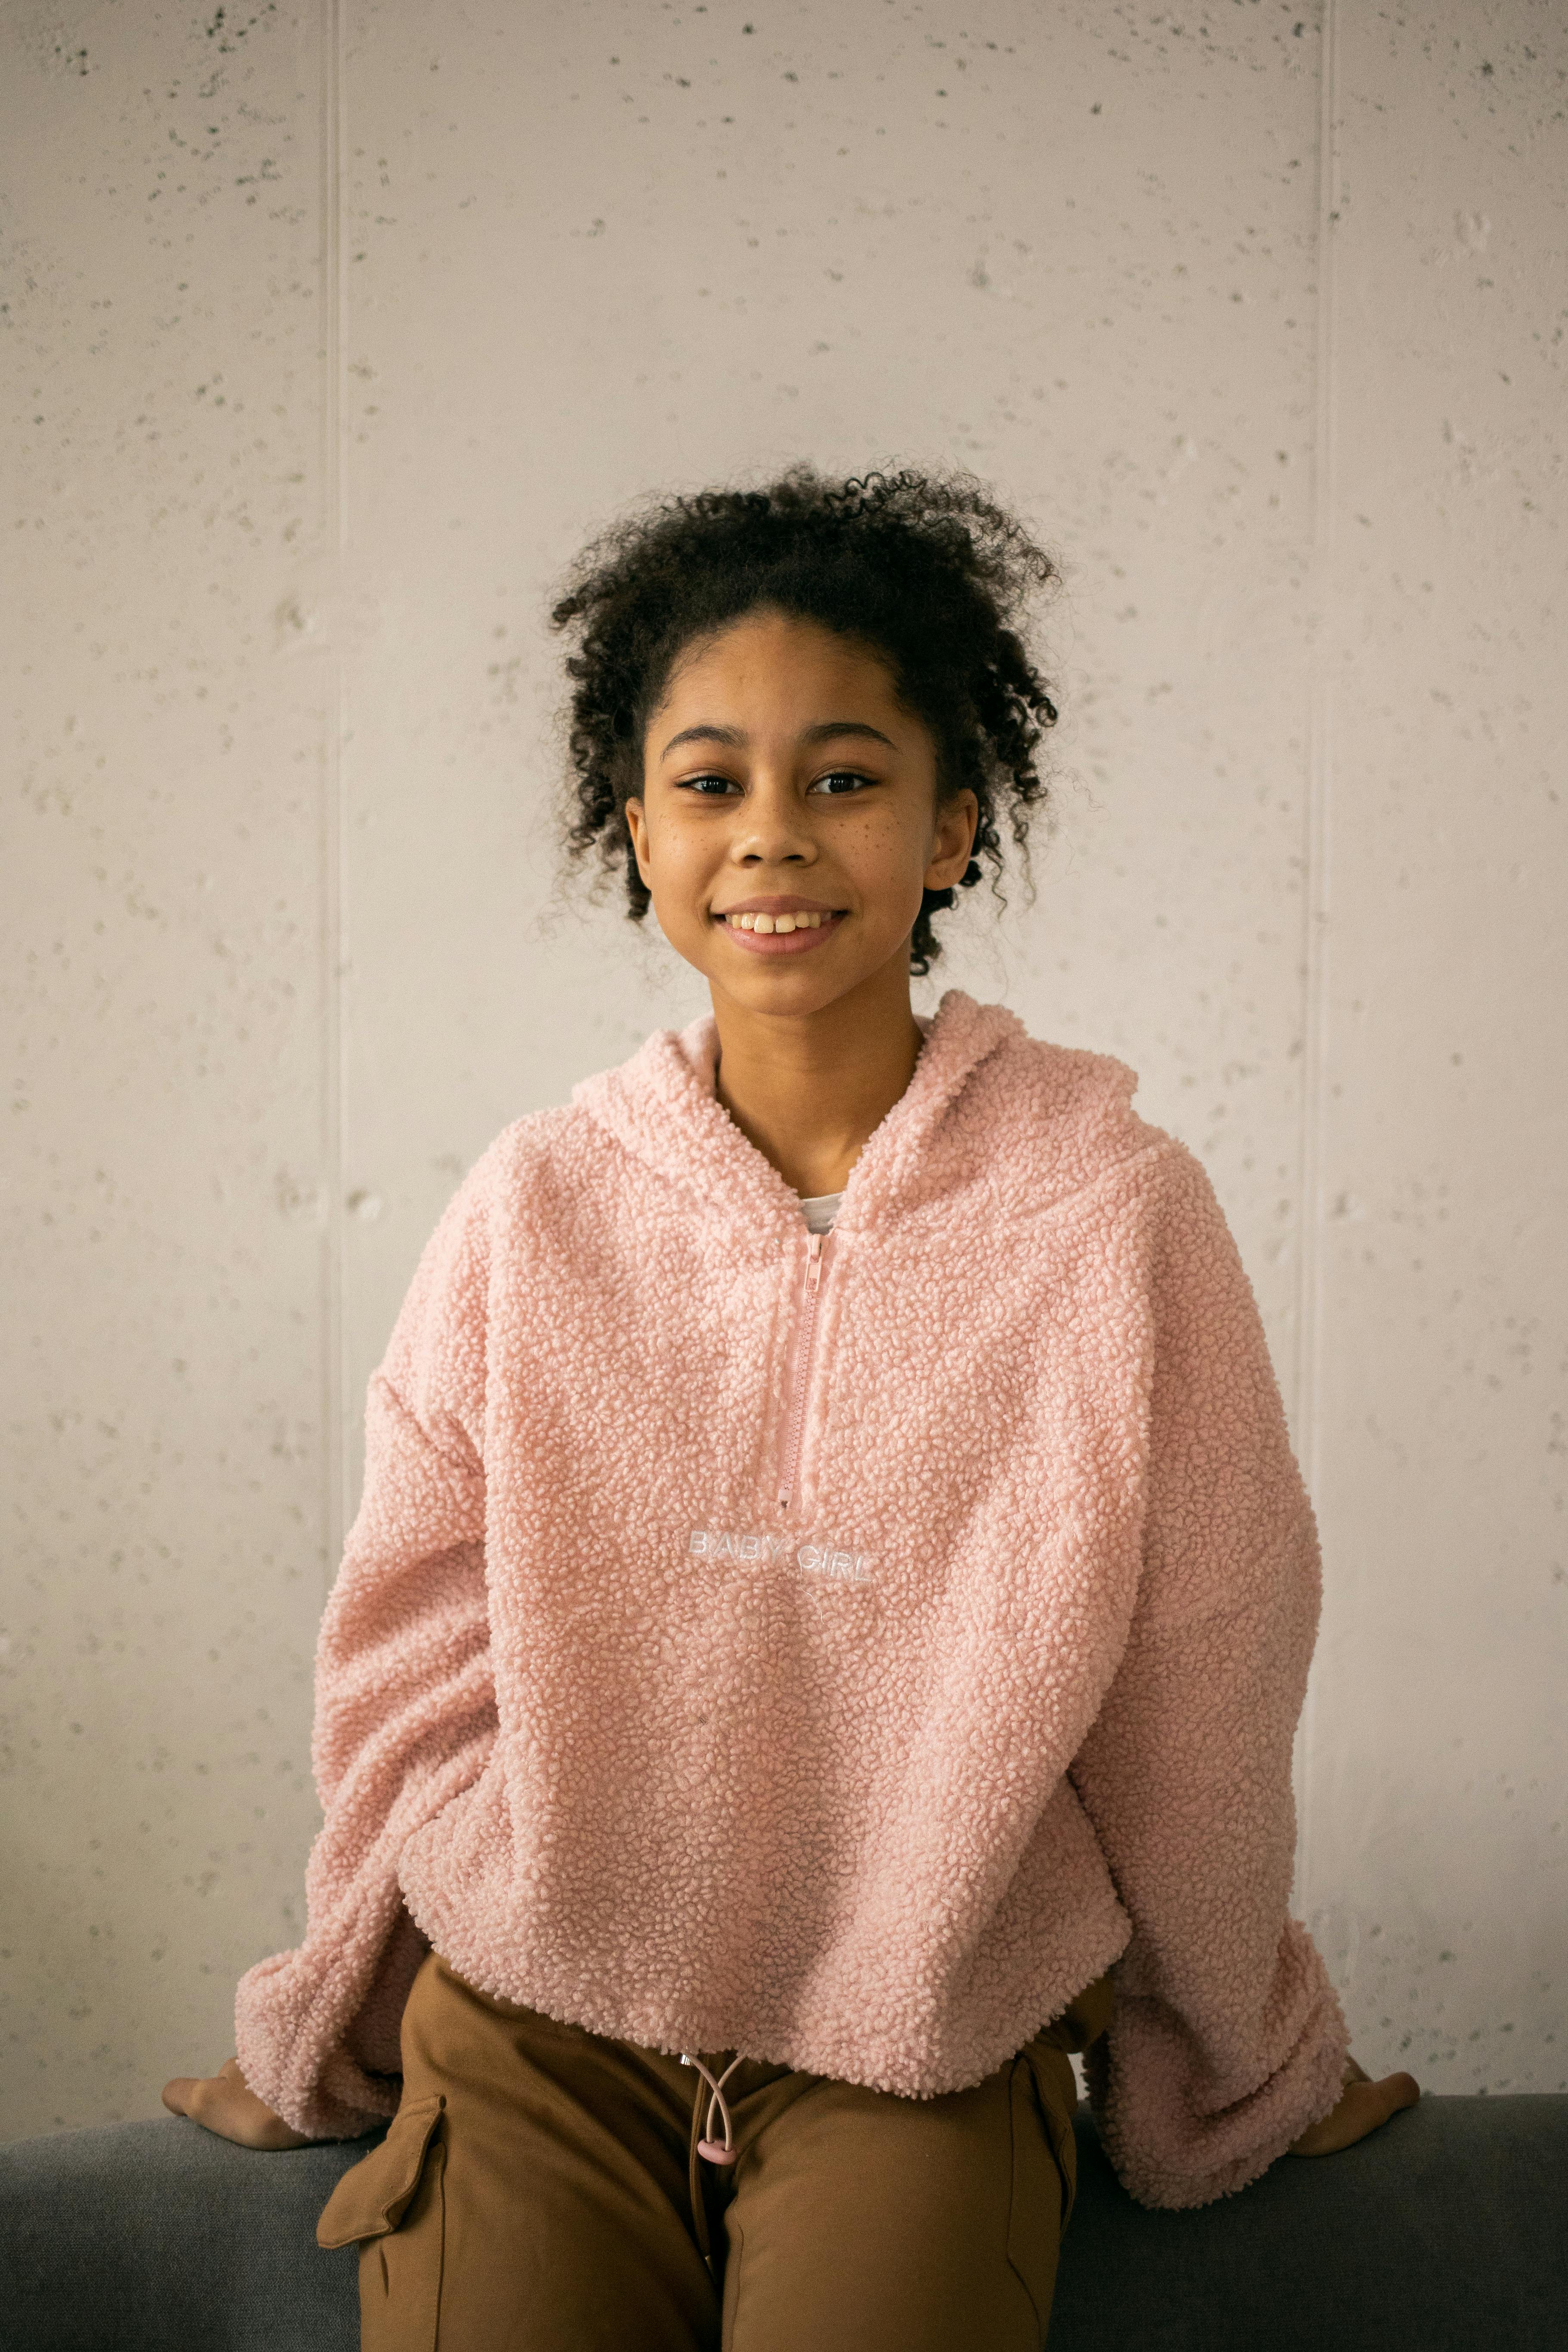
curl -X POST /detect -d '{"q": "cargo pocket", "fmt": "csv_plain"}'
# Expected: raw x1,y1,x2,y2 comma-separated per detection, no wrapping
317,2095,444,2246
1005,2046,1077,2346
1022,2040,1080,2233
318,2095,446,2352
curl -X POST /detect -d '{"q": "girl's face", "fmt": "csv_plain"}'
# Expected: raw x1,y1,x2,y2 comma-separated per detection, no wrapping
625,609,977,1021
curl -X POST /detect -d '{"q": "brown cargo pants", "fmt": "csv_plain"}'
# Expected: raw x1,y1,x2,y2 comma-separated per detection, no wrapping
318,1951,1113,2352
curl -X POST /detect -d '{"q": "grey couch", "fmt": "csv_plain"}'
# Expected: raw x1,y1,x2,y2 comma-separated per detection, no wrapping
3,2095,1565,2349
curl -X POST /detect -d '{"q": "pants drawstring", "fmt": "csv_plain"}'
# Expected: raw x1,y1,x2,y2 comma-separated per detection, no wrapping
680,2051,743,2271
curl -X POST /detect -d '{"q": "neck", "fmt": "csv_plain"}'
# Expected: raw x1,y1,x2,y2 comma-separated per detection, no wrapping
710,956,924,1199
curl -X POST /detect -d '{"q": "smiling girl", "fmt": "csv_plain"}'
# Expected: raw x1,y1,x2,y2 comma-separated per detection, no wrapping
165,471,1416,2349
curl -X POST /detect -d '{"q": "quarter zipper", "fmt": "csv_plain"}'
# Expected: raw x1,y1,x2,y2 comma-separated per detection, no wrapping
778,1229,828,1516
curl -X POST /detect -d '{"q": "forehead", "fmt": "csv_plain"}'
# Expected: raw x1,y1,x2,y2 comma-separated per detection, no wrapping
655,609,902,721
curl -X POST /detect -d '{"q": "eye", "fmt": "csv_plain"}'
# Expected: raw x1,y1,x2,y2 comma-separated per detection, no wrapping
677,772,742,798
806,769,877,797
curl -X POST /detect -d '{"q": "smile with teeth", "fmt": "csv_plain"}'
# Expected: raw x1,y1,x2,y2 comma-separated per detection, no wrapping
720,910,838,934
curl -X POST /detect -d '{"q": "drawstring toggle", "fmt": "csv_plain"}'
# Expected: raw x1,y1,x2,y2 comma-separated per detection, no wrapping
680,2050,744,2168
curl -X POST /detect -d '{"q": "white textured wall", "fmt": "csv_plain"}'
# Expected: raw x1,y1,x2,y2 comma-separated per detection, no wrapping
3,1,1562,2138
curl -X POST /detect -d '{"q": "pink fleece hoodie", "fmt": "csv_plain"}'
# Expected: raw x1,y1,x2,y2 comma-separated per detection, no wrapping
235,991,1348,2208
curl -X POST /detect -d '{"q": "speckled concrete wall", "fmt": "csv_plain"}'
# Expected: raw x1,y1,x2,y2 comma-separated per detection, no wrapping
6,3,337,2135
3,1,1562,2138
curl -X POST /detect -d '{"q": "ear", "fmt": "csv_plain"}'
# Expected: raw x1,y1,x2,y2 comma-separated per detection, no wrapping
924,790,979,893
623,796,653,891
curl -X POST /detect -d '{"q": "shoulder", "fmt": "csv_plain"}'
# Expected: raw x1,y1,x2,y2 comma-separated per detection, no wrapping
957,1008,1185,1222
378,1102,617,1382
466,1100,601,1193
393,1101,599,1286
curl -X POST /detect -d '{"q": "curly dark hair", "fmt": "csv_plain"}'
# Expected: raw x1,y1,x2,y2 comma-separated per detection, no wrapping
551,467,1059,974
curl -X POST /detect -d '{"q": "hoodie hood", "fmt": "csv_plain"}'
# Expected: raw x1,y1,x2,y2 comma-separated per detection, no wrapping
573,988,1149,1234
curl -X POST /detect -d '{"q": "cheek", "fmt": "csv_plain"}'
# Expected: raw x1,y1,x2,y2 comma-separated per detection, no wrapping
643,818,719,911
852,808,934,891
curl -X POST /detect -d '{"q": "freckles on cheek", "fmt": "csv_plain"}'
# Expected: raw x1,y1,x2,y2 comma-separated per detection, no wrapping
859,811,932,891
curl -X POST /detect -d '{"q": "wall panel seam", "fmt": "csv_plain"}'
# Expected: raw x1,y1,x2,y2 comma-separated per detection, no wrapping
1293,0,1339,1888
322,0,348,1596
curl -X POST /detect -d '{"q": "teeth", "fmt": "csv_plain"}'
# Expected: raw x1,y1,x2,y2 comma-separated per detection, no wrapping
725,910,833,932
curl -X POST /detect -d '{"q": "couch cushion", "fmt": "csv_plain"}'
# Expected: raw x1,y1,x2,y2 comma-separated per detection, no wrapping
2,2095,1564,2349
1052,2093,1568,2349
1,2116,373,2352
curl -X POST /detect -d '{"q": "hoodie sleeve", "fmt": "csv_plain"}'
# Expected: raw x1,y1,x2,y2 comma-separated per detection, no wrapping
234,1165,498,2141
1069,1145,1349,2208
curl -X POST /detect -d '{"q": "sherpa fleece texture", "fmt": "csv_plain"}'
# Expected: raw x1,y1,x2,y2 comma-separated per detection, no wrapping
235,991,1348,2209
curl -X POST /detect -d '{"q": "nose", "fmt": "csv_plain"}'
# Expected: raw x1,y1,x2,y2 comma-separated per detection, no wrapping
729,771,817,867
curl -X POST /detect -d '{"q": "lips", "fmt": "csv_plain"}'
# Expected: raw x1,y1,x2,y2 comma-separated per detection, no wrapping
713,904,846,958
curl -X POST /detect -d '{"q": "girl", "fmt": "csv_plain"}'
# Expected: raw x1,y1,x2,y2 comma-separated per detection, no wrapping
166,471,1417,2349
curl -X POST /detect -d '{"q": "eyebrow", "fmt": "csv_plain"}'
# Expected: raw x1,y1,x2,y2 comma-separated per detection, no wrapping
659,720,897,760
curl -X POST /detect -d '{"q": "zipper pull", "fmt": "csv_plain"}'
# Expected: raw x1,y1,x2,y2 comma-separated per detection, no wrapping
777,1230,829,1519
